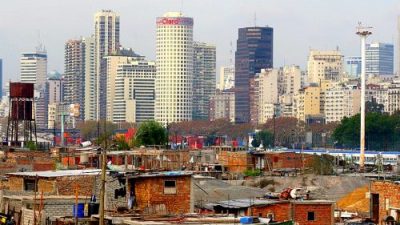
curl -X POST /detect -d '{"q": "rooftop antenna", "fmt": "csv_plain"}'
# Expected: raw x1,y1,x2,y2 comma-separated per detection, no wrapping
254,12,257,27
356,22,372,173
229,41,233,65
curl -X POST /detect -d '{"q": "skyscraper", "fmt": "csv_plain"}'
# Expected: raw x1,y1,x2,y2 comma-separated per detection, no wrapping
20,46,47,88
64,39,85,120
83,36,96,121
113,58,156,123
155,12,194,124
366,42,394,75
345,56,362,78
193,42,216,120
218,66,235,90
0,59,2,99
104,48,143,122
235,26,273,123
307,50,343,84
94,10,120,120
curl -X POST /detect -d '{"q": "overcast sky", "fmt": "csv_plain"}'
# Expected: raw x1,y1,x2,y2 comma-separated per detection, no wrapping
0,0,399,82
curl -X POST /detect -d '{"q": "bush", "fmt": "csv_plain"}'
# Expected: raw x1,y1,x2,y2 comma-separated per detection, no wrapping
26,141,37,151
244,169,262,177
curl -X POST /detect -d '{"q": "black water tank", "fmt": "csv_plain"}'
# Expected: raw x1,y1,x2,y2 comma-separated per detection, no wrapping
88,203,100,216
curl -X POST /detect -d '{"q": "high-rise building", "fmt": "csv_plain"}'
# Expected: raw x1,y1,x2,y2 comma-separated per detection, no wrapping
235,26,273,123
155,12,194,124
324,85,360,123
64,39,85,120
20,47,47,88
294,85,321,121
94,10,120,120
257,69,279,124
104,48,145,122
192,42,216,120
307,50,343,84
366,42,394,76
0,59,2,99
46,76,63,129
218,66,235,90
209,90,235,122
345,56,361,78
113,58,156,123
83,36,96,121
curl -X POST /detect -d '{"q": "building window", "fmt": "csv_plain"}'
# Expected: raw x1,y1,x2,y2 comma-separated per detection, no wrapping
24,178,37,192
307,211,315,221
164,180,176,194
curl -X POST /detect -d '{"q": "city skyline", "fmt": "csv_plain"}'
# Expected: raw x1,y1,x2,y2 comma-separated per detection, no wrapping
0,0,399,83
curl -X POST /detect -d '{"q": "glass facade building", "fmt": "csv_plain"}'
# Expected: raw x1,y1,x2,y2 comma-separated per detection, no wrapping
235,27,273,123
366,42,394,75
345,56,361,78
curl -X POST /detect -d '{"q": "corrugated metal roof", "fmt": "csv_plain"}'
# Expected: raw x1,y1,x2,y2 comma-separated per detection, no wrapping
207,199,285,209
7,169,101,178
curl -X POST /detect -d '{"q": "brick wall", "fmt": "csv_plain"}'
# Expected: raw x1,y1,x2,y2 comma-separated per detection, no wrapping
371,181,400,225
250,202,291,221
293,203,334,225
7,176,23,192
265,152,314,170
218,151,253,173
132,175,192,214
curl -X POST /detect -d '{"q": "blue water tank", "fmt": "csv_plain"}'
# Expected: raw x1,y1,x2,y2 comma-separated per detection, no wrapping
72,203,85,218
240,216,253,224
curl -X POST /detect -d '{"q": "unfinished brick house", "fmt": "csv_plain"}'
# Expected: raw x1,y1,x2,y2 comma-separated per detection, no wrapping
1,169,194,224
204,198,334,225
370,181,400,225
125,171,194,215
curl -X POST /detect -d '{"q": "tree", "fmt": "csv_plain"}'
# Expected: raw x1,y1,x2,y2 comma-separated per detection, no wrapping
255,130,274,149
134,120,167,147
77,120,118,143
262,117,305,147
332,112,400,151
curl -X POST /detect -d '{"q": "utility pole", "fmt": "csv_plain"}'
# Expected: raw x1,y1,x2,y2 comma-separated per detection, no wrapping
356,23,372,172
99,119,108,225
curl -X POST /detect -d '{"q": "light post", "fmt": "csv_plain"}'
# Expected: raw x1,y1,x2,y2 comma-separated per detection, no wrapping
356,23,372,172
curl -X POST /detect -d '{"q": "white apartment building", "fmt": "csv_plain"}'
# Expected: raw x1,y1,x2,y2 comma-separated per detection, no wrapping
258,69,279,123
155,12,194,124
209,90,235,122
94,10,120,120
105,51,143,122
307,50,344,84
20,48,47,88
324,85,360,123
83,36,96,121
112,58,156,123
218,66,235,90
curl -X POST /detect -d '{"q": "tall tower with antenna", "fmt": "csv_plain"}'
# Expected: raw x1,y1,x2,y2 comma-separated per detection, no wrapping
356,22,372,172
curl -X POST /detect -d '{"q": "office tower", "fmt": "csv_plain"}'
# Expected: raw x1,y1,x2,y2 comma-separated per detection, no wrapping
218,66,235,90
113,58,156,123
0,59,2,99
94,10,120,120
307,50,343,84
398,16,400,74
345,56,362,78
155,12,194,124
83,36,96,121
20,46,47,88
278,65,303,117
104,48,143,122
235,26,273,123
64,39,85,120
192,42,216,120
366,42,394,75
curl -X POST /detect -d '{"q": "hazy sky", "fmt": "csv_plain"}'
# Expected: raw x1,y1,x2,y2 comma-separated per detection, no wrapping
0,0,399,82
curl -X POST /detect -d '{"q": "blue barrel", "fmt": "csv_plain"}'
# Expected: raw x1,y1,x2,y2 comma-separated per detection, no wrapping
72,203,85,218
